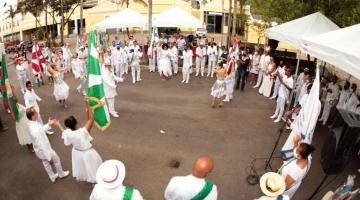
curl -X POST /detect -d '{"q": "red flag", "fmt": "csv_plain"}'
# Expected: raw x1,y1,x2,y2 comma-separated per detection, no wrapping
31,40,46,73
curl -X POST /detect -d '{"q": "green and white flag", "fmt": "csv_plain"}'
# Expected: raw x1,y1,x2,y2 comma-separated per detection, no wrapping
86,31,111,131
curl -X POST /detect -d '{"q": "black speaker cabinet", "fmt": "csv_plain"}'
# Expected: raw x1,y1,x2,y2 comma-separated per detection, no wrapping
321,109,360,175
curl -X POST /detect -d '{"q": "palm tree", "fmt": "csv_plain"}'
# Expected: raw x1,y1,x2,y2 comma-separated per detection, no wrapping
5,5,17,40
148,0,152,40
120,0,148,37
232,0,237,37
227,0,233,47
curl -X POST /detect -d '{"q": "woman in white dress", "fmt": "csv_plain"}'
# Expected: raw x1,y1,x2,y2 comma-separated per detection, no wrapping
54,101,103,183
15,102,34,152
158,43,173,80
249,50,260,86
259,57,276,97
47,63,70,108
279,142,314,198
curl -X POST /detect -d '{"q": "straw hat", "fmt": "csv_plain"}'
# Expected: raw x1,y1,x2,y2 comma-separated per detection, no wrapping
260,172,286,197
96,160,126,189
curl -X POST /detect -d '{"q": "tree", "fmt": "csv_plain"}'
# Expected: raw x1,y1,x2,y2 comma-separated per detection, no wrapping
148,0,152,40
5,5,16,40
248,0,360,28
17,0,45,32
120,0,148,37
232,0,237,37
252,21,269,46
226,0,232,47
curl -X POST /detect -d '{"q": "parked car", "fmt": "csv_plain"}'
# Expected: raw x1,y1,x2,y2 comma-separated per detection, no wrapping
195,28,207,38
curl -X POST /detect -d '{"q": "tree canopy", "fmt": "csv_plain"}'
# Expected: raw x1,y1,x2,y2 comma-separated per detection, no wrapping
249,0,360,27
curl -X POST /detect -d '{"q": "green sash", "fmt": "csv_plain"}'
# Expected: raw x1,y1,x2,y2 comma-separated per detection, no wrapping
123,187,134,200
191,180,214,200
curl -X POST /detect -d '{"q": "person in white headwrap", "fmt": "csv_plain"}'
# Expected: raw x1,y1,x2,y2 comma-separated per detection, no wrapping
344,83,359,112
61,43,72,72
158,43,173,80
336,81,351,109
207,42,218,78
128,47,143,84
254,48,270,88
90,160,143,200
270,61,286,100
181,44,193,84
259,57,276,97
170,42,179,75
318,76,339,125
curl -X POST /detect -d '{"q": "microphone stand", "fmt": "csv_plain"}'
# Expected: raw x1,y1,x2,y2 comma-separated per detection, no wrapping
264,119,287,171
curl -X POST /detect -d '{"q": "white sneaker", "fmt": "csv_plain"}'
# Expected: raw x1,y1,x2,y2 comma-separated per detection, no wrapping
270,115,277,119
223,98,230,102
185,81,189,84
59,171,70,179
274,118,281,123
253,85,258,88
181,80,185,83
207,74,210,77
137,79,142,82
50,173,59,183
270,96,276,100
132,80,136,84
46,131,54,135
111,113,119,118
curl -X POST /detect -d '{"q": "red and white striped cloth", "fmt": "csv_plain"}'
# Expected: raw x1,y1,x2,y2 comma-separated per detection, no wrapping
31,40,46,74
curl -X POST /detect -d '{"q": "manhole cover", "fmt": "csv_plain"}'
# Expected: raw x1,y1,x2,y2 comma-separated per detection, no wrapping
169,159,181,169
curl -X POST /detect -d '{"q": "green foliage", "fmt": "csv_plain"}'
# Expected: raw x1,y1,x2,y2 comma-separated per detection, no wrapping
36,27,45,40
248,0,360,27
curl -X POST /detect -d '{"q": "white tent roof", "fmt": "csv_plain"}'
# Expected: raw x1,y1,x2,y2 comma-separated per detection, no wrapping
153,7,202,28
93,8,147,29
266,12,339,50
302,24,360,80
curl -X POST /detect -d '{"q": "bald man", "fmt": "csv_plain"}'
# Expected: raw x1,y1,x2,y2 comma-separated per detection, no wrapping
164,156,218,200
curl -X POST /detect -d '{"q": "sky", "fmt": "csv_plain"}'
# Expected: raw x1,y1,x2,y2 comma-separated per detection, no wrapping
0,0,17,20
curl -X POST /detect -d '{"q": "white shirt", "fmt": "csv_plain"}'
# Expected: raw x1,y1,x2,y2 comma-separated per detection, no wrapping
164,174,218,200
61,46,72,60
78,50,87,60
259,54,270,71
278,76,294,99
345,92,359,112
171,46,178,59
24,89,42,113
28,121,53,161
90,184,143,200
113,48,126,64
101,65,122,99
128,50,143,66
207,46,218,60
326,82,340,100
196,47,206,59
182,50,193,68
337,89,351,109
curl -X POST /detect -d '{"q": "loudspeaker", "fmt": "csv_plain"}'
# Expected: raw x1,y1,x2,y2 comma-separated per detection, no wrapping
321,109,360,175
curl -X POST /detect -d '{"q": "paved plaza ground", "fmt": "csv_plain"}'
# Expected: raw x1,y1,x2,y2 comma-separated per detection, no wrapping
0,56,359,200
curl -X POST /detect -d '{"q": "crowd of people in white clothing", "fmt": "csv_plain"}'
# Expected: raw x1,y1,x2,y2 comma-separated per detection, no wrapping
2,31,359,200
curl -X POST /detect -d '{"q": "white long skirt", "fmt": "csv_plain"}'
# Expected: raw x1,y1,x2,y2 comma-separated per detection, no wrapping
159,57,172,77
259,75,274,97
53,81,70,101
72,148,103,183
16,118,32,145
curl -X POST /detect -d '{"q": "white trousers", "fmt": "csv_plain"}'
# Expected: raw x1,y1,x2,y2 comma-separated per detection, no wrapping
172,58,179,74
225,76,235,100
114,62,124,78
17,73,28,93
149,57,156,72
182,66,191,83
319,98,333,124
124,61,129,74
131,64,141,82
64,58,71,72
106,98,116,114
254,70,265,87
41,150,66,181
274,97,286,120
77,77,86,94
271,79,281,98
195,57,206,76
207,59,217,77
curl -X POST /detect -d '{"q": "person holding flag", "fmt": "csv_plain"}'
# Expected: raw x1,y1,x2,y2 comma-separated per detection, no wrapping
223,47,235,102
31,40,46,87
86,31,111,131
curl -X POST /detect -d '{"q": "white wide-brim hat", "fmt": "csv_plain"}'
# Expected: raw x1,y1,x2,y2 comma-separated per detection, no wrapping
260,172,286,197
96,160,126,189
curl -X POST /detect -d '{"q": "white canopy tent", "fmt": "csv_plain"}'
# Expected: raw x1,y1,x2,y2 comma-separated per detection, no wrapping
302,24,360,80
92,8,148,29
266,12,340,51
152,7,202,28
